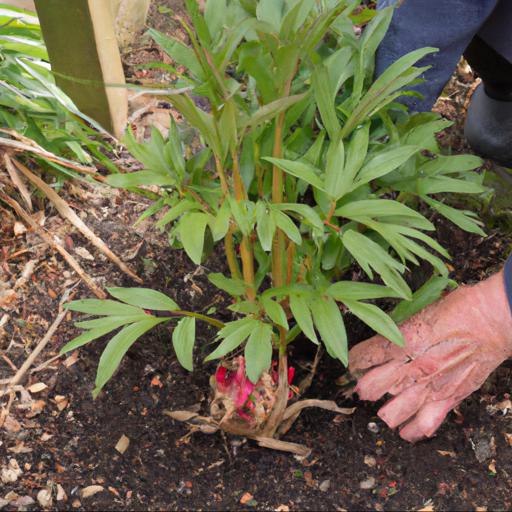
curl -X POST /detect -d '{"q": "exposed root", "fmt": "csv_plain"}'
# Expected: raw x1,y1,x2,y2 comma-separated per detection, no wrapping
165,355,356,456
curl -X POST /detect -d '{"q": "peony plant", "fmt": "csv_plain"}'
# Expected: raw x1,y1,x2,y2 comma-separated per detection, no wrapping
62,0,486,450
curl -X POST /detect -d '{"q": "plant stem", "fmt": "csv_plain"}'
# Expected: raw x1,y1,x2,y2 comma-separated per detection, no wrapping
270,66,297,293
232,150,255,301
326,200,336,223
214,155,229,196
285,241,295,285
172,310,225,329
225,224,242,279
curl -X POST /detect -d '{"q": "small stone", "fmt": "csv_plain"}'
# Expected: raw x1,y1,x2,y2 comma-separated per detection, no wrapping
115,434,130,454
1,459,22,483
80,485,104,499
13,496,35,507
359,477,376,490
367,422,379,434
28,382,48,393
56,484,67,502
72,499,81,508
0,498,8,510
37,489,53,508
240,492,254,505
364,455,377,467
319,480,331,492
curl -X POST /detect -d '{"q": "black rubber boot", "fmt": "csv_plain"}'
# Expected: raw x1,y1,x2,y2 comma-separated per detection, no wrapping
464,84,512,168
463,36,512,167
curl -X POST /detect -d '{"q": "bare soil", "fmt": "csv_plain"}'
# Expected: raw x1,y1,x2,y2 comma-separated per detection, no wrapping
1,2,512,511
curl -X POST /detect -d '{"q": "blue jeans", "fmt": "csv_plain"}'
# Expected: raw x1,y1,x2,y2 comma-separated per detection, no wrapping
376,0,512,310
376,0,512,111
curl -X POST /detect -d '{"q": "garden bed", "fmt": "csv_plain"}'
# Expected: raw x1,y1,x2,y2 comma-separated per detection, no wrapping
1,1,512,510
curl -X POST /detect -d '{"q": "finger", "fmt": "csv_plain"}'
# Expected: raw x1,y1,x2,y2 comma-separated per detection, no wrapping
399,398,457,443
349,334,403,372
430,361,477,401
377,382,429,429
387,340,475,396
355,358,407,401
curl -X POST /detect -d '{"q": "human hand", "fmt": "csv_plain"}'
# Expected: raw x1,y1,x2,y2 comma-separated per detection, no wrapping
349,271,512,442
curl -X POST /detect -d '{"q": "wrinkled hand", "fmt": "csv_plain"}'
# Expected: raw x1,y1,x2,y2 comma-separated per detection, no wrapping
349,271,512,442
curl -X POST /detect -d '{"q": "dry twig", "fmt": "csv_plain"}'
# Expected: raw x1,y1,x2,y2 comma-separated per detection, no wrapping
0,191,107,298
10,156,143,283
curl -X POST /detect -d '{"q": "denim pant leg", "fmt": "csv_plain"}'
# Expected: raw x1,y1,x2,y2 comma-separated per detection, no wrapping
376,0,500,111
478,0,512,63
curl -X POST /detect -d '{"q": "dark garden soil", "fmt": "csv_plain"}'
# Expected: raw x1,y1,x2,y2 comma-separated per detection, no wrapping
2,2,512,511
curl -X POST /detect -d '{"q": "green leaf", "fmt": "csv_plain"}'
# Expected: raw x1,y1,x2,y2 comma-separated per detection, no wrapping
273,209,302,245
179,212,210,264
64,299,144,316
244,321,273,383
391,275,455,324
342,230,411,300
328,282,400,301
324,134,345,200
205,318,257,361
208,273,246,296
106,287,179,311
423,196,486,236
417,176,486,195
107,171,175,188
264,157,324,191
61,315,151,355
210,200,231,241
312,64,340,140
169,94,222,156
344,299,404,347
256,202,276,252
419,154,483,176
353,146,419,189
273,203,323,231
309,296,348,366
261,296,288,330
337,123,370,197
156,200,199,229
93,318,166,396
148,28,204,79
256,0,284,32
289,293,318,344
172,317,196,371
336,199,433,228
74,315,149,329
242,93,308,133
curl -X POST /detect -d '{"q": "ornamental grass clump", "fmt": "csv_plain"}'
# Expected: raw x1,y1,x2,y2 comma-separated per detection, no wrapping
63,0,486,452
